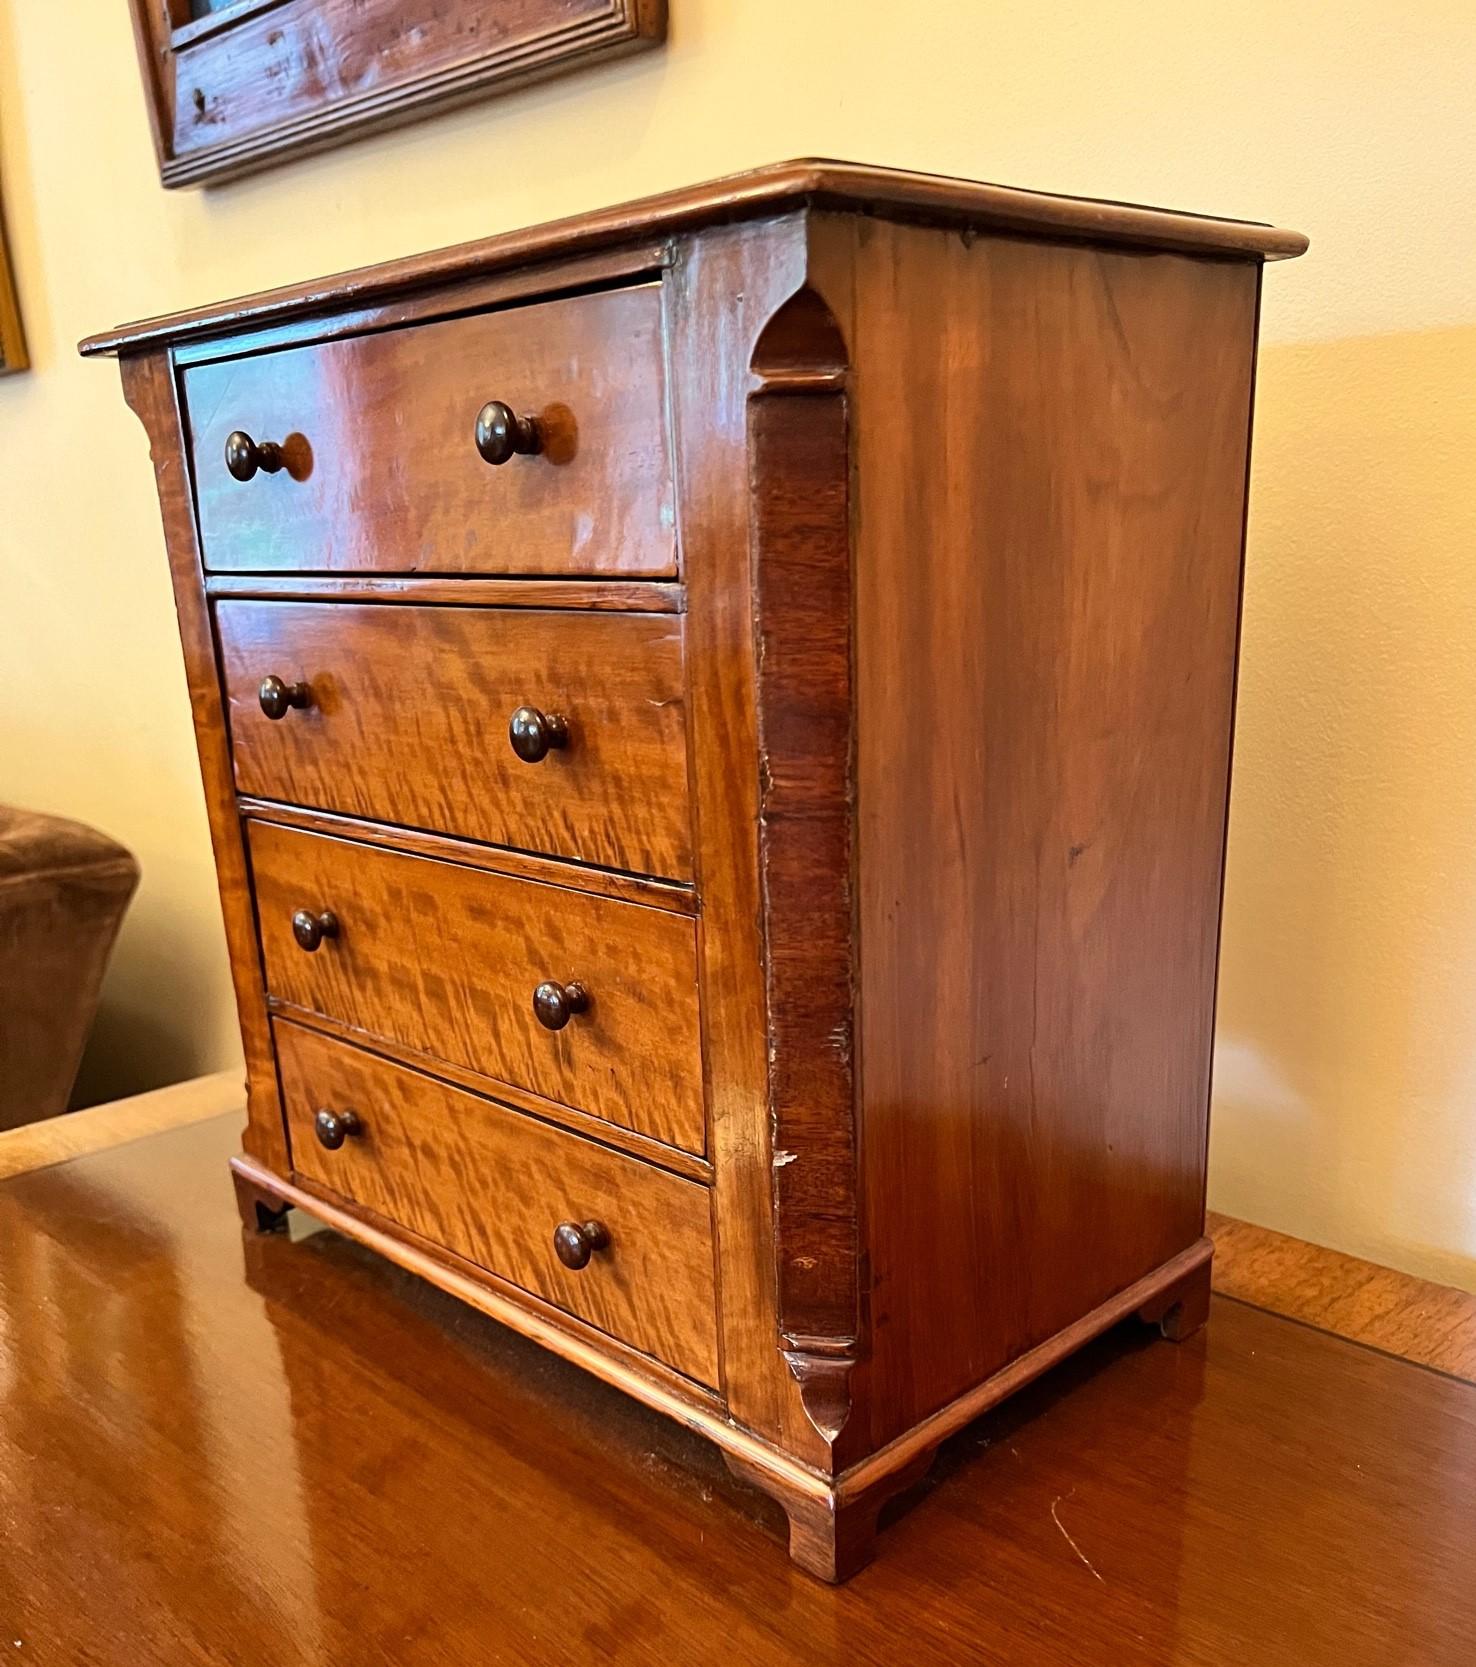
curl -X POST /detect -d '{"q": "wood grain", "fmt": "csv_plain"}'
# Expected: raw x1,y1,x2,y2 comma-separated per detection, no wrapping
188,283,673,577
118,352,288,1176
849,220,1262,1444
250,822,706,1154
1210,1211,1476,1383
128,0,667,187
217,600,691,880
275,1022,718,1384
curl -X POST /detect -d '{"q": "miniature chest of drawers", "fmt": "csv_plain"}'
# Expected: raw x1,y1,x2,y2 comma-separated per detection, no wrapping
84,161,1305,1580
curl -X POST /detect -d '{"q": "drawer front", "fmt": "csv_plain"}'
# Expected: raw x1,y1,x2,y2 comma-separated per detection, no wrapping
276,1022,718,1385
250,823,706,1155
185,284,674,577
218,601,691,881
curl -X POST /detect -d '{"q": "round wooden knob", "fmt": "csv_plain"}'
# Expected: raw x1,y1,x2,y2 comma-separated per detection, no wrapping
291,909,339,952
553,1219,609,1270
532,980,589,1031
474,401,542,466
225,430,285,481
313,1107,361,1150
258,675,312,720
509,705,569,763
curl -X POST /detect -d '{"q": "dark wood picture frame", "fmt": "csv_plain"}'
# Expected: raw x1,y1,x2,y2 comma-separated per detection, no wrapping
126,0,668,189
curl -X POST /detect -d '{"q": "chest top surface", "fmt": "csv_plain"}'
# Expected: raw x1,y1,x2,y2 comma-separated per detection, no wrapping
79,157,1306,360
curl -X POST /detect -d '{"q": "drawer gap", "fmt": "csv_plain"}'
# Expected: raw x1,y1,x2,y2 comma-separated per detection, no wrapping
239,800,698,909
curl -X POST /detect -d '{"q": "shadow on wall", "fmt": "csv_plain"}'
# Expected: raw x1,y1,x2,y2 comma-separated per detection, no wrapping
69,917,240,1109
71,998,199,1110
1210,322,1476,1293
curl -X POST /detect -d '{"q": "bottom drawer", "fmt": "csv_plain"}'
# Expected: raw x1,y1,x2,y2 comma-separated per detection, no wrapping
275,1021,719,1387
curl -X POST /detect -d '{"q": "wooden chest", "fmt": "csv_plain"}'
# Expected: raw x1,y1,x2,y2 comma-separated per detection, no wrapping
83,161,1305,1580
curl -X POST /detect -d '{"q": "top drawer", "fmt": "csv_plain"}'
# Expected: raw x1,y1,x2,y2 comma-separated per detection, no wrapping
183,284,675,577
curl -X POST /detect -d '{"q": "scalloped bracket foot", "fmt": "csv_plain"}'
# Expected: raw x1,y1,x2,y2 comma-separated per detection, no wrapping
723,1449,935,1583
1138,1253,1212,1342
232,1167,291,1234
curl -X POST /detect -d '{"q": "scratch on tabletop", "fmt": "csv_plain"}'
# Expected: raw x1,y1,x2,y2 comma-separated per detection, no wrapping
1050,1489,1104,1583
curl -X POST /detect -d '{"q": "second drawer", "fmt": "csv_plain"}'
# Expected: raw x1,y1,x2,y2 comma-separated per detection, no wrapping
250,822,706,1155
218,600,692,880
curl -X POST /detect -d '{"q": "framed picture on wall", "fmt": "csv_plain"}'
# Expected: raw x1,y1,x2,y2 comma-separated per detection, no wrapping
126,0,668,188
0,193,27,376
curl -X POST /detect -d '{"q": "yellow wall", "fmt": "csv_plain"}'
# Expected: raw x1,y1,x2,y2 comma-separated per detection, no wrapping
2,2,1473,1287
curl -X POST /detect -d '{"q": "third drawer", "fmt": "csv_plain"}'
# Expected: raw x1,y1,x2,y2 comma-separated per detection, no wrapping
250,820,706,1156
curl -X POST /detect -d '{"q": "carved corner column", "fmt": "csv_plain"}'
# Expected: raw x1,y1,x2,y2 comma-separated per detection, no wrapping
748,280,868,1477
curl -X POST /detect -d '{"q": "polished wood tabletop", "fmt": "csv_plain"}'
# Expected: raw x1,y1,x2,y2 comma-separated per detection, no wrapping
2,1114,1472,1665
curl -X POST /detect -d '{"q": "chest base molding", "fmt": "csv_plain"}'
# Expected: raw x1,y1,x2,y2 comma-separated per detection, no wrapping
233,1154,1210,1582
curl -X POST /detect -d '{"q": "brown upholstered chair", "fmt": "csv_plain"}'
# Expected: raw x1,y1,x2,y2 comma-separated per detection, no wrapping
0,806,140,1130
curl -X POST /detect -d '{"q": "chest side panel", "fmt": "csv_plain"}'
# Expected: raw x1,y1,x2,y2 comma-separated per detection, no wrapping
853,220,1261,1442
